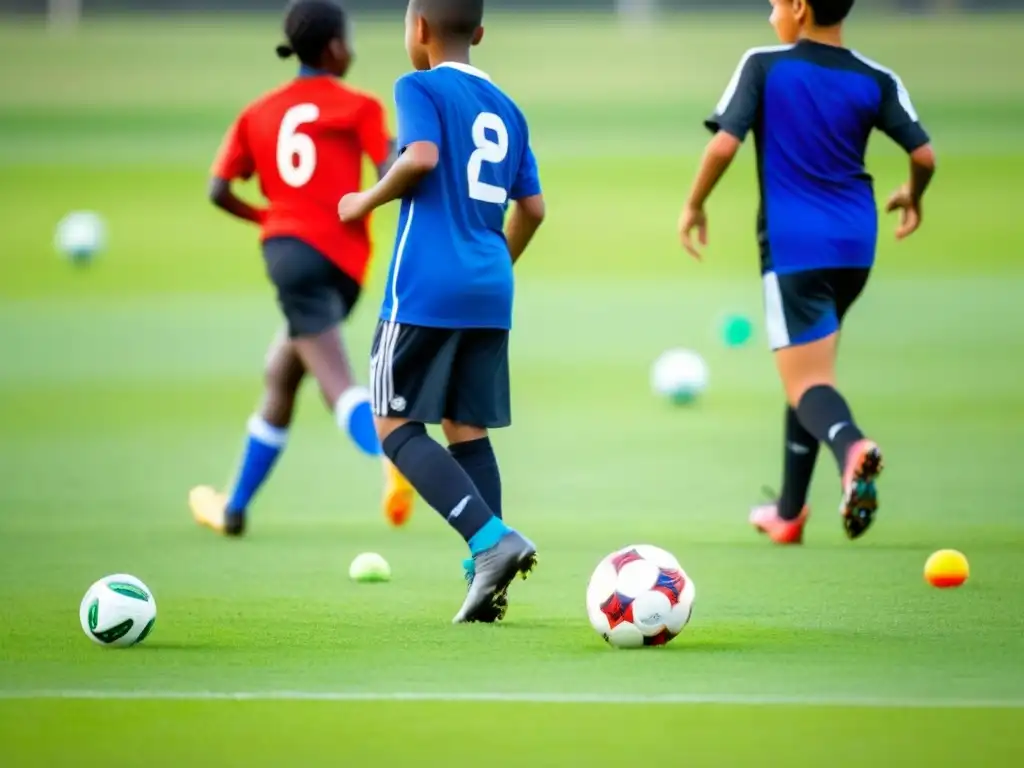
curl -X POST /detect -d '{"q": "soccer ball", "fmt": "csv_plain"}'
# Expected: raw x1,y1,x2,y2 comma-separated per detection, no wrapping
650,348,708,404
79,574,157,647
587,545,695,648
55,211,105,264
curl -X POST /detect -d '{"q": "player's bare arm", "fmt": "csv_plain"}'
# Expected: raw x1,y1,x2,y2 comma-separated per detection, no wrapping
208,177,266,225
679,131,741,260
338,140,439,222
885,143,937,240
505,194,546,264
375,139,399,180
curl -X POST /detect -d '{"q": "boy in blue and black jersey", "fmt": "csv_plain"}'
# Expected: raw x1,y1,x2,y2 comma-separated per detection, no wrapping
339,0,546,623
678,0,937,544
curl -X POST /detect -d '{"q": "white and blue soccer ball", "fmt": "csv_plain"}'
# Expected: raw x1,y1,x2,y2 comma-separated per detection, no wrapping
587,544,696,648
79,574,157,647
650,348,709,405
55,211,106,264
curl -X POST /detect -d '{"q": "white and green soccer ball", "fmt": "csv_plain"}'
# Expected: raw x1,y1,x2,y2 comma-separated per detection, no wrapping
79,574,157,647
650,348,709,405
55,211,105,264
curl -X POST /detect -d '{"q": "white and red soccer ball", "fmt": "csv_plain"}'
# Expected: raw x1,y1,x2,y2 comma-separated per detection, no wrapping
587,545,695,648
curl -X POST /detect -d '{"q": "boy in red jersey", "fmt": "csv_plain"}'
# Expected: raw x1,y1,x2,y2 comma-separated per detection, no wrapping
189,0,415,537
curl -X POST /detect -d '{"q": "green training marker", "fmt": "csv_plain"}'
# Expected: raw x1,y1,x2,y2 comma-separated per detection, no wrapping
721,314,753,348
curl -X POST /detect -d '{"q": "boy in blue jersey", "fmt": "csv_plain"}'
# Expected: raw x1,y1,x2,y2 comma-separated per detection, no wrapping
678,0,936,544
339,0,546,622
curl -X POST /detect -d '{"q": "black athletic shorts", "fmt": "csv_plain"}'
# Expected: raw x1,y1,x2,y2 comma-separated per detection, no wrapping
762,268,870,351
369,321,511,428
262,236,361,338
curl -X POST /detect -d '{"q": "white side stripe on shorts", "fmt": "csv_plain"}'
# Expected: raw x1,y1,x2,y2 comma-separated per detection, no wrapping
372,321,401,416
371,325,384,416
762,271,791,351
369,341,381,415
384,321,400,414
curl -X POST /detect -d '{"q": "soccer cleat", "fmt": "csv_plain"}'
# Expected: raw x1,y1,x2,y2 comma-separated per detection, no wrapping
840,439,884,540
189,486,246,537
453,531,536,624
382,460,415,527
750,500,810,545
462,557,508,623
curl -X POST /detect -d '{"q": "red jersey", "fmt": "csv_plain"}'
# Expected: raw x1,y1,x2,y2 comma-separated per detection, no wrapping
212,76,390,284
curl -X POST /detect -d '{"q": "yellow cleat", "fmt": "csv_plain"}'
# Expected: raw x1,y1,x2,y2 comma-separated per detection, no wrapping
382,460,415,527
189,485,229,533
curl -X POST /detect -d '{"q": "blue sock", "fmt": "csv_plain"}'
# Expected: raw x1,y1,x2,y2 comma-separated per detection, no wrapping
225,416,288,514
335,386,381,457
467,516,510,555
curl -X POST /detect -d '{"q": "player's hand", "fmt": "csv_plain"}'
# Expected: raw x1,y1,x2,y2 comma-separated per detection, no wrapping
678,205,708,261
885,184,921,240
338,193,370,223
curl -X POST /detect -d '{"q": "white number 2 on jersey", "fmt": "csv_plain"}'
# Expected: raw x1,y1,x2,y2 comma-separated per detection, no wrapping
277,103,320,188
467,112,509,204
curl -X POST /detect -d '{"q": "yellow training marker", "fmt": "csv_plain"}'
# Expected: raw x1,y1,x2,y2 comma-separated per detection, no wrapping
924,549,969,588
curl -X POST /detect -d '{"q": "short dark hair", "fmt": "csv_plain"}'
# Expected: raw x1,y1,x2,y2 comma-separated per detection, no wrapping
276,0,346,66
412,0,484,42
807,0,855,26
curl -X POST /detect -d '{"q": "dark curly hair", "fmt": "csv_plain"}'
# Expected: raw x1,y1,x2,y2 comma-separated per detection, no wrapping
275,0,347,66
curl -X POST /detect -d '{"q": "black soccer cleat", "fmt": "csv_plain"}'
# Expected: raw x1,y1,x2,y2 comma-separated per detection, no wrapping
224,511,247,537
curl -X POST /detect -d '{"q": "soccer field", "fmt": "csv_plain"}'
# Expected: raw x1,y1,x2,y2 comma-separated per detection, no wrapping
1,12,1024,766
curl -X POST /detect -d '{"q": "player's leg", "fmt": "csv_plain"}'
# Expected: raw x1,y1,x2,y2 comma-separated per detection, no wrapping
190,330,303,536
265,237,414,524
766,269,881,540
444,420,508,616
443,329,512,523
443,421,501,519
270,239,376,454
371,322,534,623
290,326,375,452
446,329,534,622
750,405,818,544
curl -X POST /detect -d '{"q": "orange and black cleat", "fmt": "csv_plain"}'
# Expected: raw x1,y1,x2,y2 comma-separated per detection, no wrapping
840,439,884,540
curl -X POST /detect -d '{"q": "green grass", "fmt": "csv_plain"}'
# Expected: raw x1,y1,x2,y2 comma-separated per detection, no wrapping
1,12,1024,767
3,700,1023,766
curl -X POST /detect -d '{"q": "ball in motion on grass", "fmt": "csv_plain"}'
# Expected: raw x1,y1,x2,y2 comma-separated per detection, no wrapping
349,553,391,583
79,574,157,647
924,549,969,588
650,349,708,405
587,545,695,648
55,211,106,265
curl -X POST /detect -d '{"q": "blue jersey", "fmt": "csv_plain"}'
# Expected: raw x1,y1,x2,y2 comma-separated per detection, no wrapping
379,63,541,330
706,42,930,275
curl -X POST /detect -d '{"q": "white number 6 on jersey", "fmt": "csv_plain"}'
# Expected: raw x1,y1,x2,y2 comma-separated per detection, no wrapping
467,112,509,204
277,103,320,188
